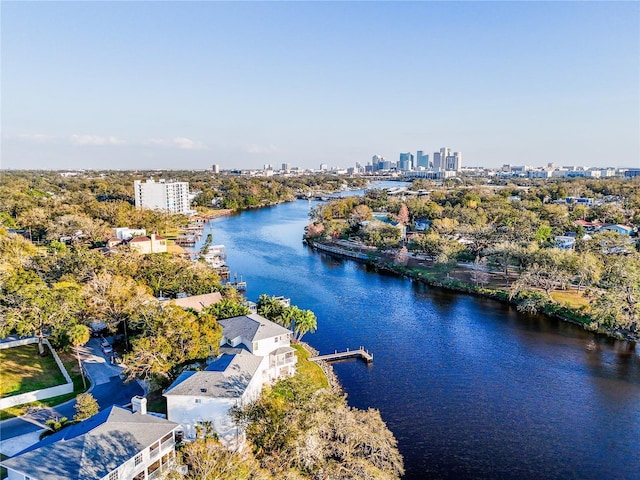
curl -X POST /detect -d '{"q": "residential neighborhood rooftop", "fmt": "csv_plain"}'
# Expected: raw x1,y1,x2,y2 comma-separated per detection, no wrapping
218,313,291,343
1,406,178,480
163,351,263,399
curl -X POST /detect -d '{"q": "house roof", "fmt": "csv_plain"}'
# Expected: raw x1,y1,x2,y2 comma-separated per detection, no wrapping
272,346,295,356
1,406,178,480
129,236,150,243
170,292,223,312
163,351,262,399
573,219,601,227
602,224,633,232
218,313,291,343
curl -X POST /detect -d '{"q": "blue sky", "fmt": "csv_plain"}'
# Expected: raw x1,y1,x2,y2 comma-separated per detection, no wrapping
2,1,638,170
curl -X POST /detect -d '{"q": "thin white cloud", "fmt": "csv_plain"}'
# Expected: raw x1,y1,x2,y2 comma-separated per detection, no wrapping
70,134,126,146
145,137,208,150
11,133,57,143
245,144,280,154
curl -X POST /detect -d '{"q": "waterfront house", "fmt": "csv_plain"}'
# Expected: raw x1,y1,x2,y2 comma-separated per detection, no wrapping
129,234,167,254
1,400,179,480
164,313,296,447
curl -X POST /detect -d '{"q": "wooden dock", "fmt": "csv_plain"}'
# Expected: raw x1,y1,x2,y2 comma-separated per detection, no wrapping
309,347,373,363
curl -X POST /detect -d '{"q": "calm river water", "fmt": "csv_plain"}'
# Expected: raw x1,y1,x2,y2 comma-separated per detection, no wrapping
203,198,640,480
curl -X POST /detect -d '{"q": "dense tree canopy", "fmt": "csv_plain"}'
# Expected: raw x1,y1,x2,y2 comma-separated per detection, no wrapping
305,177,640,335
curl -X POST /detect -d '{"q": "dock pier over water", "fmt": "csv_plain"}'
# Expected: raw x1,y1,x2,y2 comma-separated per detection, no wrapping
309,347,373,363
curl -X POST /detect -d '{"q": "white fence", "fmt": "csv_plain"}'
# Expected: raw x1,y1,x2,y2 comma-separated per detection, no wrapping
0,337,74,409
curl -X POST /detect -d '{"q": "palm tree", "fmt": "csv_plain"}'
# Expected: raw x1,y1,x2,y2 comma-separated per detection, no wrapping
68,324,90,389
293,309,317,342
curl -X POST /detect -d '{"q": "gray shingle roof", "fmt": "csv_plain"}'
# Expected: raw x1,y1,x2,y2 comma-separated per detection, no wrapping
1,406,178,480
219,313,291,343
163,351,263,399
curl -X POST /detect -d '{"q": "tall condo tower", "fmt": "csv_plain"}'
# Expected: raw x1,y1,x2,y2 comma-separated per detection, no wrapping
134,179,191,215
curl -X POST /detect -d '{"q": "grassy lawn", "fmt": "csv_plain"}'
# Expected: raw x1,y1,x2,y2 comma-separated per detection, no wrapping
292,344,329,390
0,350,88,421
550,290,591,310
0,344,66,397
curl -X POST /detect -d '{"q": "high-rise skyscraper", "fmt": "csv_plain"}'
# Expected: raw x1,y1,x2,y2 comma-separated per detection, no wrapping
371,155,384,172
433,152,442,172
134,179,191,215
416,151,430,169
445,151,462,172
399,152,414,171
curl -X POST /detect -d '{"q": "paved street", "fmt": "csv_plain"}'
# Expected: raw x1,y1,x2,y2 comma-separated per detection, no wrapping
0,337,143,454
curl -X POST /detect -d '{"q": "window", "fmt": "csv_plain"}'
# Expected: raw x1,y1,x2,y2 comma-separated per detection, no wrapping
148,460,160,475
150,441,160,458
134,453,143,466
109,471,119,480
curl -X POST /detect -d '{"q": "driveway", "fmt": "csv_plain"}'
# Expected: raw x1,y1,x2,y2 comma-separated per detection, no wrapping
0,337,143,454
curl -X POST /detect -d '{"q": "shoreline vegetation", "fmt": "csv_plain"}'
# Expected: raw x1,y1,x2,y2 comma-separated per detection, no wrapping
302,177,640,345
306,238,639,343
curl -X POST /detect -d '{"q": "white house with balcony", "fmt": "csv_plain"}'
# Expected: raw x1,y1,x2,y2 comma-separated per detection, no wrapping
1,400,179,480
164,313,297,447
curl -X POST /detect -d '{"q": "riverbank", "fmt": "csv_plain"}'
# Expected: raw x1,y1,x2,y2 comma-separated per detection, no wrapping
306,239,639,344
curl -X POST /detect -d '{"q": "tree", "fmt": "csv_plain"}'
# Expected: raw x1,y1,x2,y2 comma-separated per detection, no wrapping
395,204,409,226
291,309,317,342
470,255,490,286
85,273,153,348
257,295,287,324
509,262,570,299
74,392,99,421
67,324,90,389
534,224,553,245
123,306,221,382
349,204,373,226
572,252,602,292
175,437,270,480
204,299,250,320
9,280,84,355
40,416,71,439
122,336,173,381
232,375,404,479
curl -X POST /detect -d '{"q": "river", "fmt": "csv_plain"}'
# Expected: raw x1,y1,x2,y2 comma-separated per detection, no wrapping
200,197,640,480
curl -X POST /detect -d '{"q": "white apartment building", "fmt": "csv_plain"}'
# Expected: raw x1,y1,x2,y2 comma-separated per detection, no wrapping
134,179,192,215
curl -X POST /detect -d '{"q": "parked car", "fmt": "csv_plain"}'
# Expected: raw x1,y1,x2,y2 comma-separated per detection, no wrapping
102,344,113,355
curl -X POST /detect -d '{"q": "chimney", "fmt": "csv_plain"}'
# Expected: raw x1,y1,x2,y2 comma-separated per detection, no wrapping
132,395,147,415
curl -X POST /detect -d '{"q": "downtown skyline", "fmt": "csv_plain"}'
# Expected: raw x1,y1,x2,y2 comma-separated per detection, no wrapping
2,1,639,171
